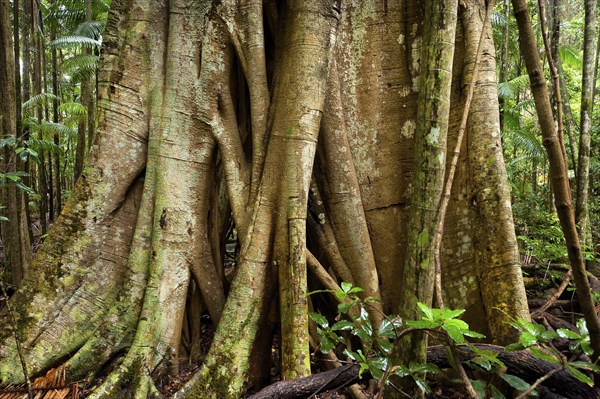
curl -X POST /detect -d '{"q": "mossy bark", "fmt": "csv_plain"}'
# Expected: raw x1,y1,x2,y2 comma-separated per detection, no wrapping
1,1,533,398
396,0,458,386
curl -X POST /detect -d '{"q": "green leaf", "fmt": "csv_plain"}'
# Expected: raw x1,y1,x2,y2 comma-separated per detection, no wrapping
439,308,466,320
557,328,582,340
308,312,329,328
443,318,469,330
331,320,353,331
337,300,357,314
320,336,335,354
377,338,393,353
341,281,353,293
463,329,486,339
408,362,439,374
443,324,465,344
519,332,537,347
414,378,431,393
348,286,364,294
529,347,560,364
406,319,438,329
470,357,492,371
471,379,487,399
378,319,396,338
505,343,525,352
417,302,433,319
568,361,600,372
565,364,593,386
500,373,531,391
368,357,387,380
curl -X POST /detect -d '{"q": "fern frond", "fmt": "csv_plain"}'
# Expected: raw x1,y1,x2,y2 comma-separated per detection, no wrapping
49,35,101,50
498,75,530,100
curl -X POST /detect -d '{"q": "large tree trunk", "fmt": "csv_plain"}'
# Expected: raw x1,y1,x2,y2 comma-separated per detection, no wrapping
1,1,529,398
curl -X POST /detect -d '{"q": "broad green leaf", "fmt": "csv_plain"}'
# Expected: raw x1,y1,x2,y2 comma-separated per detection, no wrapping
331,320,353,331
341,281,353,293
500,373,531,391
406,319,438,329
443,324,465,344
568,361,600,372
566,364,593,386
529,347,560,364
320,336,335,354
463,329,486,339
348,286,364,294
557,328,582,340
308,312,329,328
417,302,433,319
471,379,487,399
337,300,357,314
443,318,469,330
408,362,440,374
414,378,431,393
439,308,466,320
377,338,393,353
470,357,492,371
378,319,396,338
519,332,537,347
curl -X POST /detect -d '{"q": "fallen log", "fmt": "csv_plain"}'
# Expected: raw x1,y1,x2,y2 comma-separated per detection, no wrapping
428,344,599,399
248,344,599,399
247,364,360,399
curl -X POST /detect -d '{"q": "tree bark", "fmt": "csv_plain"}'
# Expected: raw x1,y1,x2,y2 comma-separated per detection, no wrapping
510,0,600,359
575,0,597,247
396,2,458,382
0,0,32,288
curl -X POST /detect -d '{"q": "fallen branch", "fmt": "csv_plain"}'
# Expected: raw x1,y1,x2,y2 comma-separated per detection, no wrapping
247,364,360,399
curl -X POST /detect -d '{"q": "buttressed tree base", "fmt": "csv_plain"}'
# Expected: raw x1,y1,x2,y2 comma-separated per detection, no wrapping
0,1,529,398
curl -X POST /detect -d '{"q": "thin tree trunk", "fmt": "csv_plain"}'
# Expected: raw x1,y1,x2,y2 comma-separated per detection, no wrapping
499,0,510,132
0,0,32,288
33,1,48,235
85,0,95,150
575,0,597,247
511,0,600,360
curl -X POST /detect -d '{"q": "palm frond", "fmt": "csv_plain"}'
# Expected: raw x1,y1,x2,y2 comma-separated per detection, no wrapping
38,122,78,139
74,21,105,39
58,102,87,118
24,138,62,155
559,46,583,70
511,128,546,163
491,10,507,28
48,35,102,50
498,74,530,100
60,54,98,75
22,93,60,111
